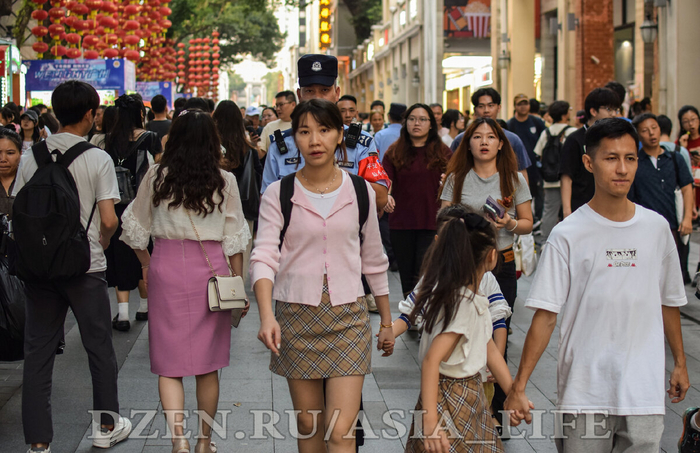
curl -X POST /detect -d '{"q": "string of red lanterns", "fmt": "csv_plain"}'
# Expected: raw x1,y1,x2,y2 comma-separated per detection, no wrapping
28,0,176,81
178,30,220,101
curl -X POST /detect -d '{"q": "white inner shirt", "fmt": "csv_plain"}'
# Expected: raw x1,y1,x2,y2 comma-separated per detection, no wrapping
295,171,345,219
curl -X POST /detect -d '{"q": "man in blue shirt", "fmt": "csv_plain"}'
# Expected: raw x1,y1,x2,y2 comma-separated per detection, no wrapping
373,103,406,161
261,54,389,210
450,87,532,182
629,113,694,276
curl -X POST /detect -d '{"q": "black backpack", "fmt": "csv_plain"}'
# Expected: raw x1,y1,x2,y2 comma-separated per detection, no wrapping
541,126,573,182
12,141,97,282
114,131,151,205
278,172,369,249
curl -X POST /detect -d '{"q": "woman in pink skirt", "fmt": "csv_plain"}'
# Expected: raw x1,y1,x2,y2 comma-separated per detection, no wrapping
121,109,251,453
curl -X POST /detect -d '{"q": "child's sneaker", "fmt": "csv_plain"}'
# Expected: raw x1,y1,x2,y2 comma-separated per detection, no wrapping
679,407,700,453
92,415,132,449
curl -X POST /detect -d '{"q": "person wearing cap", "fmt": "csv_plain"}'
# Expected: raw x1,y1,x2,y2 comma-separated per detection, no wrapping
20,109,42,155
261,54,389,211
245,106,263,135
507,94,546,226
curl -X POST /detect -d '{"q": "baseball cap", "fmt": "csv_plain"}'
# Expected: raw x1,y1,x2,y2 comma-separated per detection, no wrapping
245,106,260,117
514,94,529,105
298,54,338,87
20,110,39,124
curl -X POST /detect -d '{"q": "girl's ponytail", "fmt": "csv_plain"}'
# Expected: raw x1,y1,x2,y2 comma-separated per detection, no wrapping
410,205,497,334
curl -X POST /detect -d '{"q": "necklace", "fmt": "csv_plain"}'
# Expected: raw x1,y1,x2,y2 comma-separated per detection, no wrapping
300,167,338,198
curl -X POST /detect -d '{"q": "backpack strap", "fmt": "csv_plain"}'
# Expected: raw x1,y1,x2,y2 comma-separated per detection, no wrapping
556,126,572,139
31,141,52,168
57,141,97,168
278,173,296,250
349,173,370,245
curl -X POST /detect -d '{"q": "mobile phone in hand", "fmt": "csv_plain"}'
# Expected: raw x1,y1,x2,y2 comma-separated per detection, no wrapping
230,308,244,328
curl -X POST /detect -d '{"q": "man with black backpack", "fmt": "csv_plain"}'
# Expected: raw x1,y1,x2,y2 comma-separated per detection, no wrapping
533,100,575,239
12,81,130,453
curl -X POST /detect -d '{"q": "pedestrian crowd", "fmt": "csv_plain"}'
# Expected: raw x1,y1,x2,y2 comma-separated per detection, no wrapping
1,52,699,453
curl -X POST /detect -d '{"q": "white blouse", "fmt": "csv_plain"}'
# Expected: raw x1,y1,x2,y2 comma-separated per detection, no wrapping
120,165,251,256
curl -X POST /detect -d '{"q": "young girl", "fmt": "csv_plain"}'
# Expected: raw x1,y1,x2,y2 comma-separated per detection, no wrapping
399,205,521,453
251,98,394,452
19,110,42,154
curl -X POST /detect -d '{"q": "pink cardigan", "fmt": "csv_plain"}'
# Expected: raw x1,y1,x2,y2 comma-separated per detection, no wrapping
250,175,390,306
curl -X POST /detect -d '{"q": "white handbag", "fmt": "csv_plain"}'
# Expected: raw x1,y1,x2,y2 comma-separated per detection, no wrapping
514,234,538,277
188,212,247,312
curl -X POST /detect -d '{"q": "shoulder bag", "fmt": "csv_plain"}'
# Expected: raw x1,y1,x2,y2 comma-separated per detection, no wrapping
187,212,247,312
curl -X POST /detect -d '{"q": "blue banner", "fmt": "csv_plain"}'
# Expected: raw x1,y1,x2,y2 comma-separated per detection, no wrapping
23,59,135,92
136,81,174,110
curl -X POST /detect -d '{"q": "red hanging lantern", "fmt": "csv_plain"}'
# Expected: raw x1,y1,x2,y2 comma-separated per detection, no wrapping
31,9,49,20
32,25,49,37
65,32,80,44
66,47,82,59
32,41,50,54
125,49,140,61
124,34,139,46
104,48,119,58
50,44,67,57
84,49,99,59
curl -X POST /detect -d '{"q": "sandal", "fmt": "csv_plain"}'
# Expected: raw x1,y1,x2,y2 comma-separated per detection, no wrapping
194,438,217,453
172,437,190,453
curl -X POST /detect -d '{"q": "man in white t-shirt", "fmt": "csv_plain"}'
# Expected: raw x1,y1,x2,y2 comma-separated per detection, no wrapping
14,81,131,453
258,90,296,159
505,118,689,452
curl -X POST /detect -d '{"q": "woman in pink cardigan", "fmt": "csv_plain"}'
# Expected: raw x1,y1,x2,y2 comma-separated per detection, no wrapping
251,99,394,452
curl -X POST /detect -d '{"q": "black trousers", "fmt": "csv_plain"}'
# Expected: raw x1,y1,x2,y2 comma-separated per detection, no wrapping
22,271,119,444
491,258,517,424
390,229,436,296
378,213,395,264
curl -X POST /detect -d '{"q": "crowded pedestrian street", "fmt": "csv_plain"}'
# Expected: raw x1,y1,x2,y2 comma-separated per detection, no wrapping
2,240,700,452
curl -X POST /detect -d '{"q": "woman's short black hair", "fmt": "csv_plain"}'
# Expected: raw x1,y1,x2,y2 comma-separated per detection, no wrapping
0,127,22,151
441,109,462,129
584,87,621,121
51,80,100,127
548,101,570,123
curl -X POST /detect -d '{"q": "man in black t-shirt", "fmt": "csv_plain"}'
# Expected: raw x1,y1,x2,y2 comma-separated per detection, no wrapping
146,94,171,140
560,87,621,216
508,94,546,223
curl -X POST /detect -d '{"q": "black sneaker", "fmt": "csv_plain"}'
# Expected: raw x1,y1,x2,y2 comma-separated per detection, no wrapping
679,407,700,453
135,311,148,321
112,314,130,332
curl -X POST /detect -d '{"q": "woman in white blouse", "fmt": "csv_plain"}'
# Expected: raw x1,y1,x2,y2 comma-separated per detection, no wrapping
121,109,251,453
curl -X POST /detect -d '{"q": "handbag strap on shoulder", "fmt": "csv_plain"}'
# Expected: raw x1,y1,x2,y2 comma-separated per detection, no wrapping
186,211,235,277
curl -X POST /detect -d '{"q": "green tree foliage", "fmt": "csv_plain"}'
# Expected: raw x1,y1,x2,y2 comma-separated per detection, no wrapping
341,0,382,44
263,71,283,105
229,71,246,93
168,0,285,67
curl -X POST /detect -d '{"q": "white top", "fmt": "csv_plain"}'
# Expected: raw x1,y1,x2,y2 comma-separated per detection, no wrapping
260,119,292,154
295,171,344,219
13,133,121,272
417,287,493,379
441,134,454,148
526,204,687,415
533,123,576,189
21,140,33,154
120,165,251,256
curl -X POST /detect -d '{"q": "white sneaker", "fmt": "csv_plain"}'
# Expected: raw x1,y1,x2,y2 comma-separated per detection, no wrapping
92,415,132,449
27,447,50,453
365,294,379,313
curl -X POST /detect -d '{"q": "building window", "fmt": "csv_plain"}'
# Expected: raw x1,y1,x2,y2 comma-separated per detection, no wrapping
368,43,374,61
409,0,417,19
400,9,406,27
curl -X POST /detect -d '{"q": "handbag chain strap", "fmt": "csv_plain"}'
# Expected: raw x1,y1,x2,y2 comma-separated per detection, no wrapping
187,211,235,278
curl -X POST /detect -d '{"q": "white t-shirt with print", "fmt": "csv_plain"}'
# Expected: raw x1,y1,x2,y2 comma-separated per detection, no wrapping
13,133,120,273
525,203,687,415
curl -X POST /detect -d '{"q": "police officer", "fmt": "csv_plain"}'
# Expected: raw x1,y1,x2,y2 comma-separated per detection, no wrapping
261,54,389,210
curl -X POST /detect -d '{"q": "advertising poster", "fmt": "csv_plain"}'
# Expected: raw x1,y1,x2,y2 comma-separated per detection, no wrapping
444,0,491,39
22,59,135,93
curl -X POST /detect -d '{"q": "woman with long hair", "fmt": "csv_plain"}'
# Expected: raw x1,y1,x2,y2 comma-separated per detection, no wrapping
104,94,162,331
212,100,263,280
252,99,393,452
121,109,250,453
382,103,452,296
440,109,465,148
19,110,42,154
90,105,117,149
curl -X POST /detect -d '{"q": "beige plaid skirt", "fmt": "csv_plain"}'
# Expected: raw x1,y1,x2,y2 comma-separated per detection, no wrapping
405,373,503,453
270,277,371,379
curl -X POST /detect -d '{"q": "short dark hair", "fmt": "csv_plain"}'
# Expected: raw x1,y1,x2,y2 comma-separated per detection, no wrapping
33,103,48,112
370,100,385,110
275,90,296,103
471,88,501,107
657,114,674,137
640,97,651,111
338,94,357,105
429,103,443,112
51,80,100,127
604,81,626,105
632,112,658,130
184,97,210,112
0,127,22,151
585,117,639,157
584,87,621,121
207,99,215,113
151,95,167,114
529,99,540,114
441,109,462,129
174,97,187,109
548,101,570,123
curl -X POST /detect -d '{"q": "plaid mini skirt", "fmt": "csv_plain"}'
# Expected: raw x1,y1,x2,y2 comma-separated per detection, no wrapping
405,373,503,453
270,276,372,380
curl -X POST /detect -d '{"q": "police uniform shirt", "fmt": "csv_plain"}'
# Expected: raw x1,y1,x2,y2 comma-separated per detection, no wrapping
261,125,390,193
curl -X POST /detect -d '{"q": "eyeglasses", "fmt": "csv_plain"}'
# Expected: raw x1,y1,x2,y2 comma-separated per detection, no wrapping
275,102,293,109
682,117,699,126
407,116,430,124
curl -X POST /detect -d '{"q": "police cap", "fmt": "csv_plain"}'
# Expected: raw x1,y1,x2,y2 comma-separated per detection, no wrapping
298,54,338,87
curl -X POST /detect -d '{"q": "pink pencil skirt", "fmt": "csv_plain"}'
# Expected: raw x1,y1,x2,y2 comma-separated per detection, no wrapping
148,238,231,377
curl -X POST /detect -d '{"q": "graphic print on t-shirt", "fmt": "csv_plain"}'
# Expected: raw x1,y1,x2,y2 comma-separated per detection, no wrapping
606,248,637,267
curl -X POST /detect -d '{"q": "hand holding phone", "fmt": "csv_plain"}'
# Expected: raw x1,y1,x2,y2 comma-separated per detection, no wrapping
483,196,505,221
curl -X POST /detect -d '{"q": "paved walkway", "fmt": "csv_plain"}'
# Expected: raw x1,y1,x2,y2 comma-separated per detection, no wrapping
2,246,700,451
